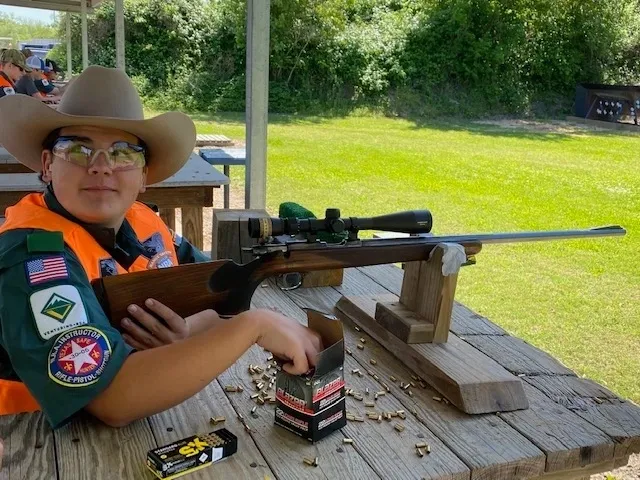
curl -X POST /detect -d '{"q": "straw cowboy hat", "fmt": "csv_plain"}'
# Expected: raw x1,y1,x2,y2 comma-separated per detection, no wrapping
0,65,196,185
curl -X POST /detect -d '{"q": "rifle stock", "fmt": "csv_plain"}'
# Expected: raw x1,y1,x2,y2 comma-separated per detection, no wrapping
90,219,626,332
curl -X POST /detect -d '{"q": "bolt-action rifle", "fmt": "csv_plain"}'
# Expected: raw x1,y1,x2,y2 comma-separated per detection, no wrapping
90,208,626,330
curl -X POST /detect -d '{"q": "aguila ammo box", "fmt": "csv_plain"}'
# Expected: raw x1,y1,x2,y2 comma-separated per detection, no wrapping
274,308,347,442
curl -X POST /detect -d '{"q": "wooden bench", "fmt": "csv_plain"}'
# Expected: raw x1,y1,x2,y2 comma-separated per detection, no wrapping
0,152,229,250
195,134,233,147
199,147,247,209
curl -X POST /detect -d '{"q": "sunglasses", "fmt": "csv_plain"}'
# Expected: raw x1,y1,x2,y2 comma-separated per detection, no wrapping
52,136,147,171
11,63,24,73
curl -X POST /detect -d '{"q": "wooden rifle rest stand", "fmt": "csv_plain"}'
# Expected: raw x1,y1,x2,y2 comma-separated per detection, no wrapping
336,245,530,414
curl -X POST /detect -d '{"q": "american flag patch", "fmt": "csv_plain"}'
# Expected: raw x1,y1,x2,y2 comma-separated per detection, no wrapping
25,256,69,286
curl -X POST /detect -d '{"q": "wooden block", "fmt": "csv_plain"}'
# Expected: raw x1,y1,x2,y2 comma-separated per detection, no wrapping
181,207,203,250
211,209,269,262
0,413,56,478
300,268,343,288
375,301,434,343
158,207,176,231
336,293,529,414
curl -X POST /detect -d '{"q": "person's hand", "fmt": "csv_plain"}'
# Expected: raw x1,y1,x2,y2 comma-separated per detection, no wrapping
252,309,323,375
120,299,189,350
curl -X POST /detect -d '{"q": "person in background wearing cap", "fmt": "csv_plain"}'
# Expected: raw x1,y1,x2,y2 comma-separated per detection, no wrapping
0,65,322,431
0,49,27,97
15,55,61,103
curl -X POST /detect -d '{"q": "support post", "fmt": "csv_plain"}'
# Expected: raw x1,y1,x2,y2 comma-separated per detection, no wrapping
66,13,72,78
244,0,270,210
81,0,88,69
115,0,125,70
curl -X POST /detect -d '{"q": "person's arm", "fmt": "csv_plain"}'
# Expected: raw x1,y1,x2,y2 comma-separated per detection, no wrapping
0,231,321,429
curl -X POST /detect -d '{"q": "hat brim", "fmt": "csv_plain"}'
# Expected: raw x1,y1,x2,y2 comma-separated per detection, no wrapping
0,94,195,185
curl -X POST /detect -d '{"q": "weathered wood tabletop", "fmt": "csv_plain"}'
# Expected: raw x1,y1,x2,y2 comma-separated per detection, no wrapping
1,264,638,480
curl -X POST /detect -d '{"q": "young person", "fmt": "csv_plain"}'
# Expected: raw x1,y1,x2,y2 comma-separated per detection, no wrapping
0,65,322,430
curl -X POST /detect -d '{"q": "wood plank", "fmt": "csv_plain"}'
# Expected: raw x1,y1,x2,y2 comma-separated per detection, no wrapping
148,380,275,479
498,382,615,472
525,376,640,458
251,287,470,480
528,458,619,480
337,294,529,414
181,207,203,250
216,342,382,479
158,208,176,231
278,280,547,480
464,335,576,376
195,134,233,147
0,413,56,480
54,413,156,480
357,265,507,336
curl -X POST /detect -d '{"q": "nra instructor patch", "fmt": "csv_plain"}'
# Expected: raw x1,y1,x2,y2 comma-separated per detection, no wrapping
48,326,112,387
30,285,88,340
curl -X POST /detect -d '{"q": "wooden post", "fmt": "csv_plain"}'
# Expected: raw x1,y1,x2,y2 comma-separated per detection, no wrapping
66,13,72,78
375,246,458,344
115,0,125,71
81,0,88,70
245,0,270,210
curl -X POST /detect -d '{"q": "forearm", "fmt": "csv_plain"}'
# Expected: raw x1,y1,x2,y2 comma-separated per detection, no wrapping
86,310,261,426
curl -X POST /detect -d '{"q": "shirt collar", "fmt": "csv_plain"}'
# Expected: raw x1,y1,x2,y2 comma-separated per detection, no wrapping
43,185,144,268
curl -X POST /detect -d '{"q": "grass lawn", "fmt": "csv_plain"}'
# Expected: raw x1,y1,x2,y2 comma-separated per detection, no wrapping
152,110,640,403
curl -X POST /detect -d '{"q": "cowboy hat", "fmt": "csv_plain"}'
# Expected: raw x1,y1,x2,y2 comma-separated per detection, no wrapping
0,65,196,185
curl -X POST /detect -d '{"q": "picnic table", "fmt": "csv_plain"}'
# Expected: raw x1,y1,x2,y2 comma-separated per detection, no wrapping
0,152,228,250
1,264,638,480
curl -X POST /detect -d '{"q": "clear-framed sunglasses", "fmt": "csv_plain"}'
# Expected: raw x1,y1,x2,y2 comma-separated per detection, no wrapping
51,136,147,171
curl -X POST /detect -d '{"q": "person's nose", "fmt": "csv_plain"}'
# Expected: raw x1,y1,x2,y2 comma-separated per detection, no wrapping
87,150,114,175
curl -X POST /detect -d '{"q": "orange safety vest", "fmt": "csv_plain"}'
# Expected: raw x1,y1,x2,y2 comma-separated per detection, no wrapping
0,72,15,94
0,192,178,415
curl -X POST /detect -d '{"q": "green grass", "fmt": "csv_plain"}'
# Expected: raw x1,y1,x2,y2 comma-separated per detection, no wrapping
151,110,640,403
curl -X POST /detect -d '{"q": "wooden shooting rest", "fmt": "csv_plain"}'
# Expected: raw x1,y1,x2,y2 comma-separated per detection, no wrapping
336,244,530,415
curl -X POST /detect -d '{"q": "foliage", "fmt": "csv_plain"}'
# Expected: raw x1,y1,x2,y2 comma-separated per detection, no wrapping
46,0,640,117
0,13,58,48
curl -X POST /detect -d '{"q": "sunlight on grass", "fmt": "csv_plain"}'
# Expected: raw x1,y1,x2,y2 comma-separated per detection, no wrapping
148,109,640,403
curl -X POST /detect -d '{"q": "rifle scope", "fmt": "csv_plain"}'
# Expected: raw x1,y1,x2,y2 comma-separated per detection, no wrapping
248,208,433,239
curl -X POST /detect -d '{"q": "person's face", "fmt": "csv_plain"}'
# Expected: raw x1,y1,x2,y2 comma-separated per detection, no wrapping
5,62,24,82
41,125,148,229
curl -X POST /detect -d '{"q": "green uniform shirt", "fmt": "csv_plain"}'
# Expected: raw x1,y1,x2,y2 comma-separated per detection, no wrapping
0,187,209,428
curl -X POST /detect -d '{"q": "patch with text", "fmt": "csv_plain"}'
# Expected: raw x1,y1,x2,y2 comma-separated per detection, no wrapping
48,326,111,387
30,284,88,340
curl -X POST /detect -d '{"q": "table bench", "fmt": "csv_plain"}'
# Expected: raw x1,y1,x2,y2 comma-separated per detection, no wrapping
0,263,637,480
199,147,247,208
196,134,234,147
0,152,229,250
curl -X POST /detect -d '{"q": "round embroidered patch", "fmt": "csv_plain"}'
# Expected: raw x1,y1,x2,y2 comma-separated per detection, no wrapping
48,326,112,387
148,250,174,269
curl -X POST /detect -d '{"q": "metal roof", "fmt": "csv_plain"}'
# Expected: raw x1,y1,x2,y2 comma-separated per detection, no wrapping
0,0,101,13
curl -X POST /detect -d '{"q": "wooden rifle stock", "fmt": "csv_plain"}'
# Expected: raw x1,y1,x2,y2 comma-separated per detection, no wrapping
91,237,482,331
90,224,625,332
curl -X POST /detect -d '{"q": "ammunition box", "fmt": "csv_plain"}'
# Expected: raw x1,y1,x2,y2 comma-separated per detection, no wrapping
274,309,346,442
146,428,237,479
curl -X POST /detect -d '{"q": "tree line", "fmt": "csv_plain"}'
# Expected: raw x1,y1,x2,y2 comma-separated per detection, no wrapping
43,0,640,117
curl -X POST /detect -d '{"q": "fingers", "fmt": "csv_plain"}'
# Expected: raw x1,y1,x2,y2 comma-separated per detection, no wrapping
144,299,187,334
121,317,163,349
122,332,153,351
282,351,310,375
126,304,174,344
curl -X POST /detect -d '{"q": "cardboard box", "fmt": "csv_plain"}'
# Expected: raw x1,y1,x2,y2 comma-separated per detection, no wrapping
146,428,238,479
274,308,347,442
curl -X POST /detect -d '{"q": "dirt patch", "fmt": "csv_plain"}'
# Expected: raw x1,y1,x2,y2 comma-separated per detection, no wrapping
591,454,640,480
472,118,626,135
